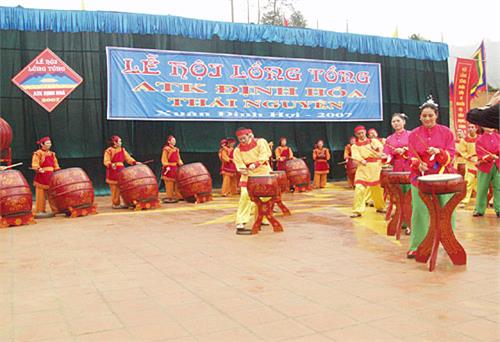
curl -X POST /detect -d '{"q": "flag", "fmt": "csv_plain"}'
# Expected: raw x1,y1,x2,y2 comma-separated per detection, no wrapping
451,58,478,132
392,26,398,38
470,41,486,97
284,18,289,27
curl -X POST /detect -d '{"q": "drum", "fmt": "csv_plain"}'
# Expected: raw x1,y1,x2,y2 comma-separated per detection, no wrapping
48,168,94,213
0,117,12,152
387,171,410,185
456,163,466,177
117,164,159,206
176,162,212,202
270,171,288,193
418,174,463,194
380,166,393,186
247,175,280,198
285,159,310,189
0,170,32,218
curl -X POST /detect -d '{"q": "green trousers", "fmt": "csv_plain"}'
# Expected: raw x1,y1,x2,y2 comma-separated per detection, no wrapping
474,165,500,214
401,184,411,227
409,185,455,251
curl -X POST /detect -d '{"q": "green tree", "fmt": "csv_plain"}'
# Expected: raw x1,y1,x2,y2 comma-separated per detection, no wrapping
260,0,306,28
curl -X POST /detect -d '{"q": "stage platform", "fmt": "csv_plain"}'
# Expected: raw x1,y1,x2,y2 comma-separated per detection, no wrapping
0,181,498,341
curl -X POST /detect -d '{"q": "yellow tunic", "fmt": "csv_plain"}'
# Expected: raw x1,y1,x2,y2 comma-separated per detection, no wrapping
233,138,272,185
351,138,383,186
458,137,477,173
455,138,467,165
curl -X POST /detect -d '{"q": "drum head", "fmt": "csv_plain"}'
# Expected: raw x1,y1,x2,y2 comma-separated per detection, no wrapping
388,171,410,176
418,173,462,182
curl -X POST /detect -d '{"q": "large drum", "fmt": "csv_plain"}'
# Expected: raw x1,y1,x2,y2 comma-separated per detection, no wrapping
247,175,283,234
48,168,96,217
270,171,288,194
0,170,34,227
0,117,12,152
418,174,463,194
380,165,393,187
117,164,159,209
285,159,310,192
0,117,13,164
176,162,212,203
247,175,280,199
415,173,466,272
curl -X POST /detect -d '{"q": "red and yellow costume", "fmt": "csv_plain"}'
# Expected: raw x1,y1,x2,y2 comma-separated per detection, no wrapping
351,127,385,215
161,135,184,201
103,136,137,206
219,139,238,196
458,134,478,205
275,138,294,171
368,128,386,146
312,143,330,188
233,129,272,226
31,136,60,213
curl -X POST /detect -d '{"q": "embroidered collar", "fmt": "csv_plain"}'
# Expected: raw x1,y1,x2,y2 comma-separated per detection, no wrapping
238,138,257,152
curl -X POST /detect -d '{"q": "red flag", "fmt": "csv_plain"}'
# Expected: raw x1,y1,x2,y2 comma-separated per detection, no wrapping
284,18,289,26
451,58,478,133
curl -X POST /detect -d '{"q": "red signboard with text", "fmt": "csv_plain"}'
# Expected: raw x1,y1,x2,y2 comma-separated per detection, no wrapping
11,48,83,112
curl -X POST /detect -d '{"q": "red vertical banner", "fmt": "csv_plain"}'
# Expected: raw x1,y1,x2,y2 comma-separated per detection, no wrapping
452,58,478,132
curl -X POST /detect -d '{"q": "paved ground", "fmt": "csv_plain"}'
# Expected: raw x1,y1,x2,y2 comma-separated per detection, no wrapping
1,181,499,341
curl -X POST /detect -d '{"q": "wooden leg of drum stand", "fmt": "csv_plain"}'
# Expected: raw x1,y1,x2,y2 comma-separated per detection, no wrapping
68,204,98,218
439,184,467,266
387,183,403,239
194,193,213,203
402,189,412,232
416,186,467,271
275,195,291,216
0,212,35,228
251,198,284,235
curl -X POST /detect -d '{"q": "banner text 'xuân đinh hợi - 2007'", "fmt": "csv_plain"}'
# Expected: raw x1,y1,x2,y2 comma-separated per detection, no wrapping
106,47,383,122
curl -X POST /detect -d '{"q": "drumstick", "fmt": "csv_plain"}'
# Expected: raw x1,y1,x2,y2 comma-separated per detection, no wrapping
337,161,347,165
1,162,23,170
475,144,499,159
141,159,154,165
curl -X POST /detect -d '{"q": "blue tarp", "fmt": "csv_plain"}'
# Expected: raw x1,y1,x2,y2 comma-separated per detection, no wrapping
0,6,449,61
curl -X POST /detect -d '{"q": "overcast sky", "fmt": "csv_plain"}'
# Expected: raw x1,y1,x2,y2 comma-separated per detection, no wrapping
2,0,499,46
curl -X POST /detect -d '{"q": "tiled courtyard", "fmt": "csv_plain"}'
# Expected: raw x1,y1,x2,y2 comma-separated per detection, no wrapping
1,182,499,341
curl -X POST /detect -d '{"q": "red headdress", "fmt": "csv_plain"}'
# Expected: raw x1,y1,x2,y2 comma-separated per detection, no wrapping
354,125,366,133
236,128,253,137
36,136,51,145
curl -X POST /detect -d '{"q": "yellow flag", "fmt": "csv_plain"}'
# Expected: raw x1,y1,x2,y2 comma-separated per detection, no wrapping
80,0,86,10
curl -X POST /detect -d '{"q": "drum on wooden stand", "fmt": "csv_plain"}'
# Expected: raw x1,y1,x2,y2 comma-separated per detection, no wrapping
415,173,466,272
270,171,291,216
285,159,310,192
380,165,394,220
247,175,284,234
386,171,411,240
176,163,212,203
0,170,35,227
0,117,13,165
48,168,97,218
117,164,160,210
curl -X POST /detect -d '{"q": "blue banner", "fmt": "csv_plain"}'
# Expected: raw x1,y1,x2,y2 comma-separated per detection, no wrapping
107,47,383,122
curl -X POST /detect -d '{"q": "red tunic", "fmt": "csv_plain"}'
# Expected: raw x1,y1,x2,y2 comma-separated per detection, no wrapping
408,124,456,186
276,147,291,171
33,151,58,188
313,148,330,173
384,129,410,172
162,146,182,180
106,148,125,183
476,131,500,174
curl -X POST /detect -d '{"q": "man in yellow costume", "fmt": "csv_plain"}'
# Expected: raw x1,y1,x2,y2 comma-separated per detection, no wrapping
233,128,272,235
458,123,478,208
350,125,386,218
